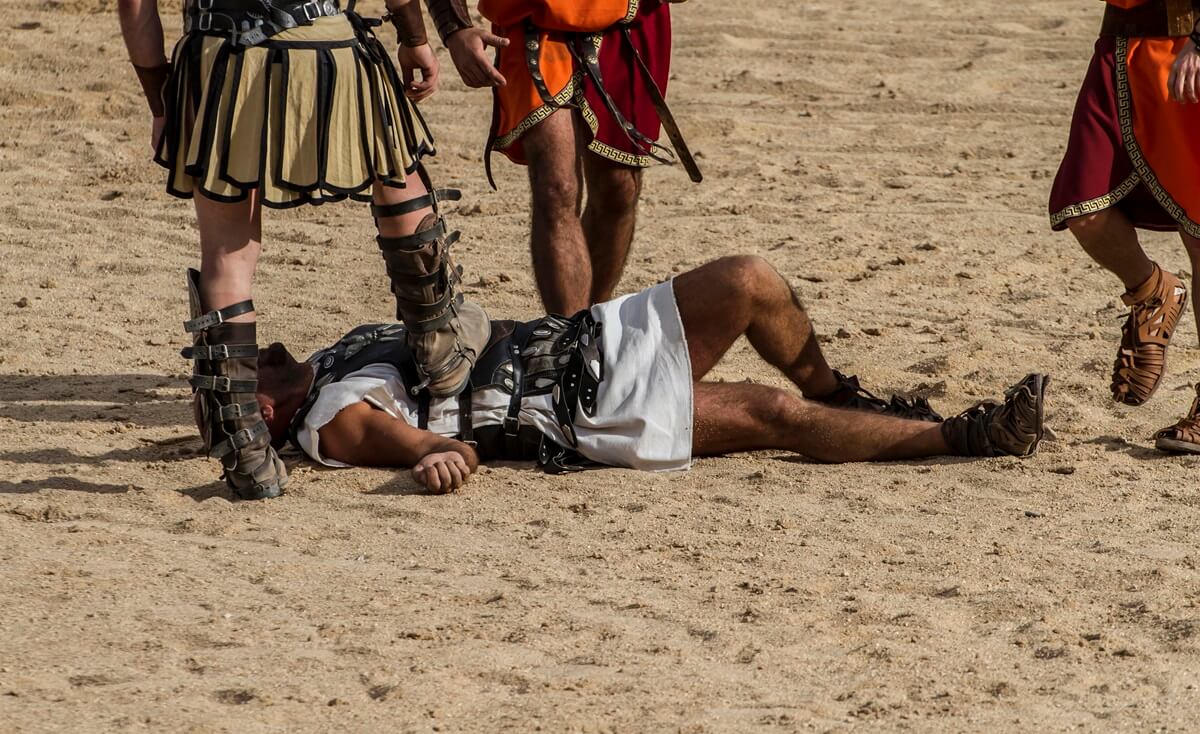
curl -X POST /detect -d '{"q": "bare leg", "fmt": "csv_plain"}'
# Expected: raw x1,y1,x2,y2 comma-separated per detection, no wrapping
372,174,434,238
195,192,262,318
1066,209,1154,290
692,382,948,462
672,255,840,398
1182,231,1200,343
581,153,642,302
524,109,590,314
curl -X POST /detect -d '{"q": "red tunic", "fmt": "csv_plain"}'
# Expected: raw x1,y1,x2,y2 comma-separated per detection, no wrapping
1049,1,1200,237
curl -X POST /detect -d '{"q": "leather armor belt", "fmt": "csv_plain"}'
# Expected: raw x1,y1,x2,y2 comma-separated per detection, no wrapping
184,0,344,46
514,20,702,186
1101,0,1197,38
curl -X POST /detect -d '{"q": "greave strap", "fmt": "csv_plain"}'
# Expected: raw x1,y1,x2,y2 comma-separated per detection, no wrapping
210,421,272,459
184,299,255,333
376,220,449,252
218,400,262,421
190,374,258,393
370,189,461,220
181,343,260,360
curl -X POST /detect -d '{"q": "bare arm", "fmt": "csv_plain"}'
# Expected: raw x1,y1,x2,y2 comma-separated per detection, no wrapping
117,0,169,148
117,0,166,67
318,401,479,493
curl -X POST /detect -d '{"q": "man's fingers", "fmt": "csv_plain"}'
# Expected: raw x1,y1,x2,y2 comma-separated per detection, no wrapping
408,78,434,102
472,57,506,87
446,462,464,489
434,462,453,493
481,31,510,49
412,463,435,491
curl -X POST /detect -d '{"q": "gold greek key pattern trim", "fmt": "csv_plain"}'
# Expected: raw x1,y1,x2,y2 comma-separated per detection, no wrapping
622,0,641,25
578,96,654,167
491,71,582,151
1114,35,1200,238
1050,172,1141,228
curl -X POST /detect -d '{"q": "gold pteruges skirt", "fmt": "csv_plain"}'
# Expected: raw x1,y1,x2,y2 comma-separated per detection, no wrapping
155,15,434,209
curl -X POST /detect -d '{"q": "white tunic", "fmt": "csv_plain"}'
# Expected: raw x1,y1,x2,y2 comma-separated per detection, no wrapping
296,280,694,472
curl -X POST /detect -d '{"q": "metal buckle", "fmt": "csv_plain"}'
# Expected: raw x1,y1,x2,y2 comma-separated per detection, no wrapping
212,376,232,392
231,427,255,449
302,0,321,21
196,0,214,10
198,12,213,32
502,416,520,436
208,344,230,360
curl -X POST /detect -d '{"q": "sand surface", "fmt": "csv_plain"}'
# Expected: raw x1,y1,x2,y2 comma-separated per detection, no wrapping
5,0,1200,730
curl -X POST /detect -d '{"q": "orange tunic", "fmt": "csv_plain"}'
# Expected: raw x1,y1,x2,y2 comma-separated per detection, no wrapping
1122,35,1200,234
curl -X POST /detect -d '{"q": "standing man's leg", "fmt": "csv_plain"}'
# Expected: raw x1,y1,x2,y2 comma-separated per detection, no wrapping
1064,207,1186,406
371,171,490,396
524,109,591,315
1065,209,1154,289
1181,231,1200,341
581,155,642,303
186,192,286,500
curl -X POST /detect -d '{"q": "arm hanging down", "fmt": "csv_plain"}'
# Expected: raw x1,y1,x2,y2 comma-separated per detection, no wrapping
318,402,480,493
116,0,169,149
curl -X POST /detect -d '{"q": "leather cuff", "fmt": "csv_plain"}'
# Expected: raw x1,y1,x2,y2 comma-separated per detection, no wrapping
385,2,428,47
424,0,472,43
132,61,171,118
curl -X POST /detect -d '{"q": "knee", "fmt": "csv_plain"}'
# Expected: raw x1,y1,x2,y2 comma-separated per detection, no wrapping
587,168,642,213
722,254,785,302
530,170,580,219
1065,211,1111,243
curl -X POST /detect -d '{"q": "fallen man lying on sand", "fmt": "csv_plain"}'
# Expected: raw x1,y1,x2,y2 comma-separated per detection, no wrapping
249,255,1048,494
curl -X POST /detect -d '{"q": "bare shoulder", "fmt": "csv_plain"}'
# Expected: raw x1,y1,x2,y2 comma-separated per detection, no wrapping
317,401,379,465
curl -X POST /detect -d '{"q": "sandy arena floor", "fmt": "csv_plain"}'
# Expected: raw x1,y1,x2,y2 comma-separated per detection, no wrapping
4,0,1200,731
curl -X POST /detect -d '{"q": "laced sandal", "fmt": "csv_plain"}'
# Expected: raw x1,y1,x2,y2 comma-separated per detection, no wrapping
1154,384,1200,454
1111,264,1186,406
941,374,1048,457
816,370,944,422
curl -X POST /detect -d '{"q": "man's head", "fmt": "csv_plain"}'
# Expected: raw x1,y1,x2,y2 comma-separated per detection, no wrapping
255,342,315,445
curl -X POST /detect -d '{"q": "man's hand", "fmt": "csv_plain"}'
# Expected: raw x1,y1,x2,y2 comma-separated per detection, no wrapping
151,115,165,152
397,43,440,101
1169,39,1200,104
445,27,509,88
412,450,472,493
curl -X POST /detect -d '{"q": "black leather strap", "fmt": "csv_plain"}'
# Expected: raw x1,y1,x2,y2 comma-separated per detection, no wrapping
416,390,431,430
457,386,474,443
370,189,461,220
502,322,533,456
181,343,259,360
524,23,560,108
620,27,702,183
184,299,255,333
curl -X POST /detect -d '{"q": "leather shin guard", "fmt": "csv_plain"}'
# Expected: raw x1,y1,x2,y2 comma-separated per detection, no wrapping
184,268,286,499
373,185,490,397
